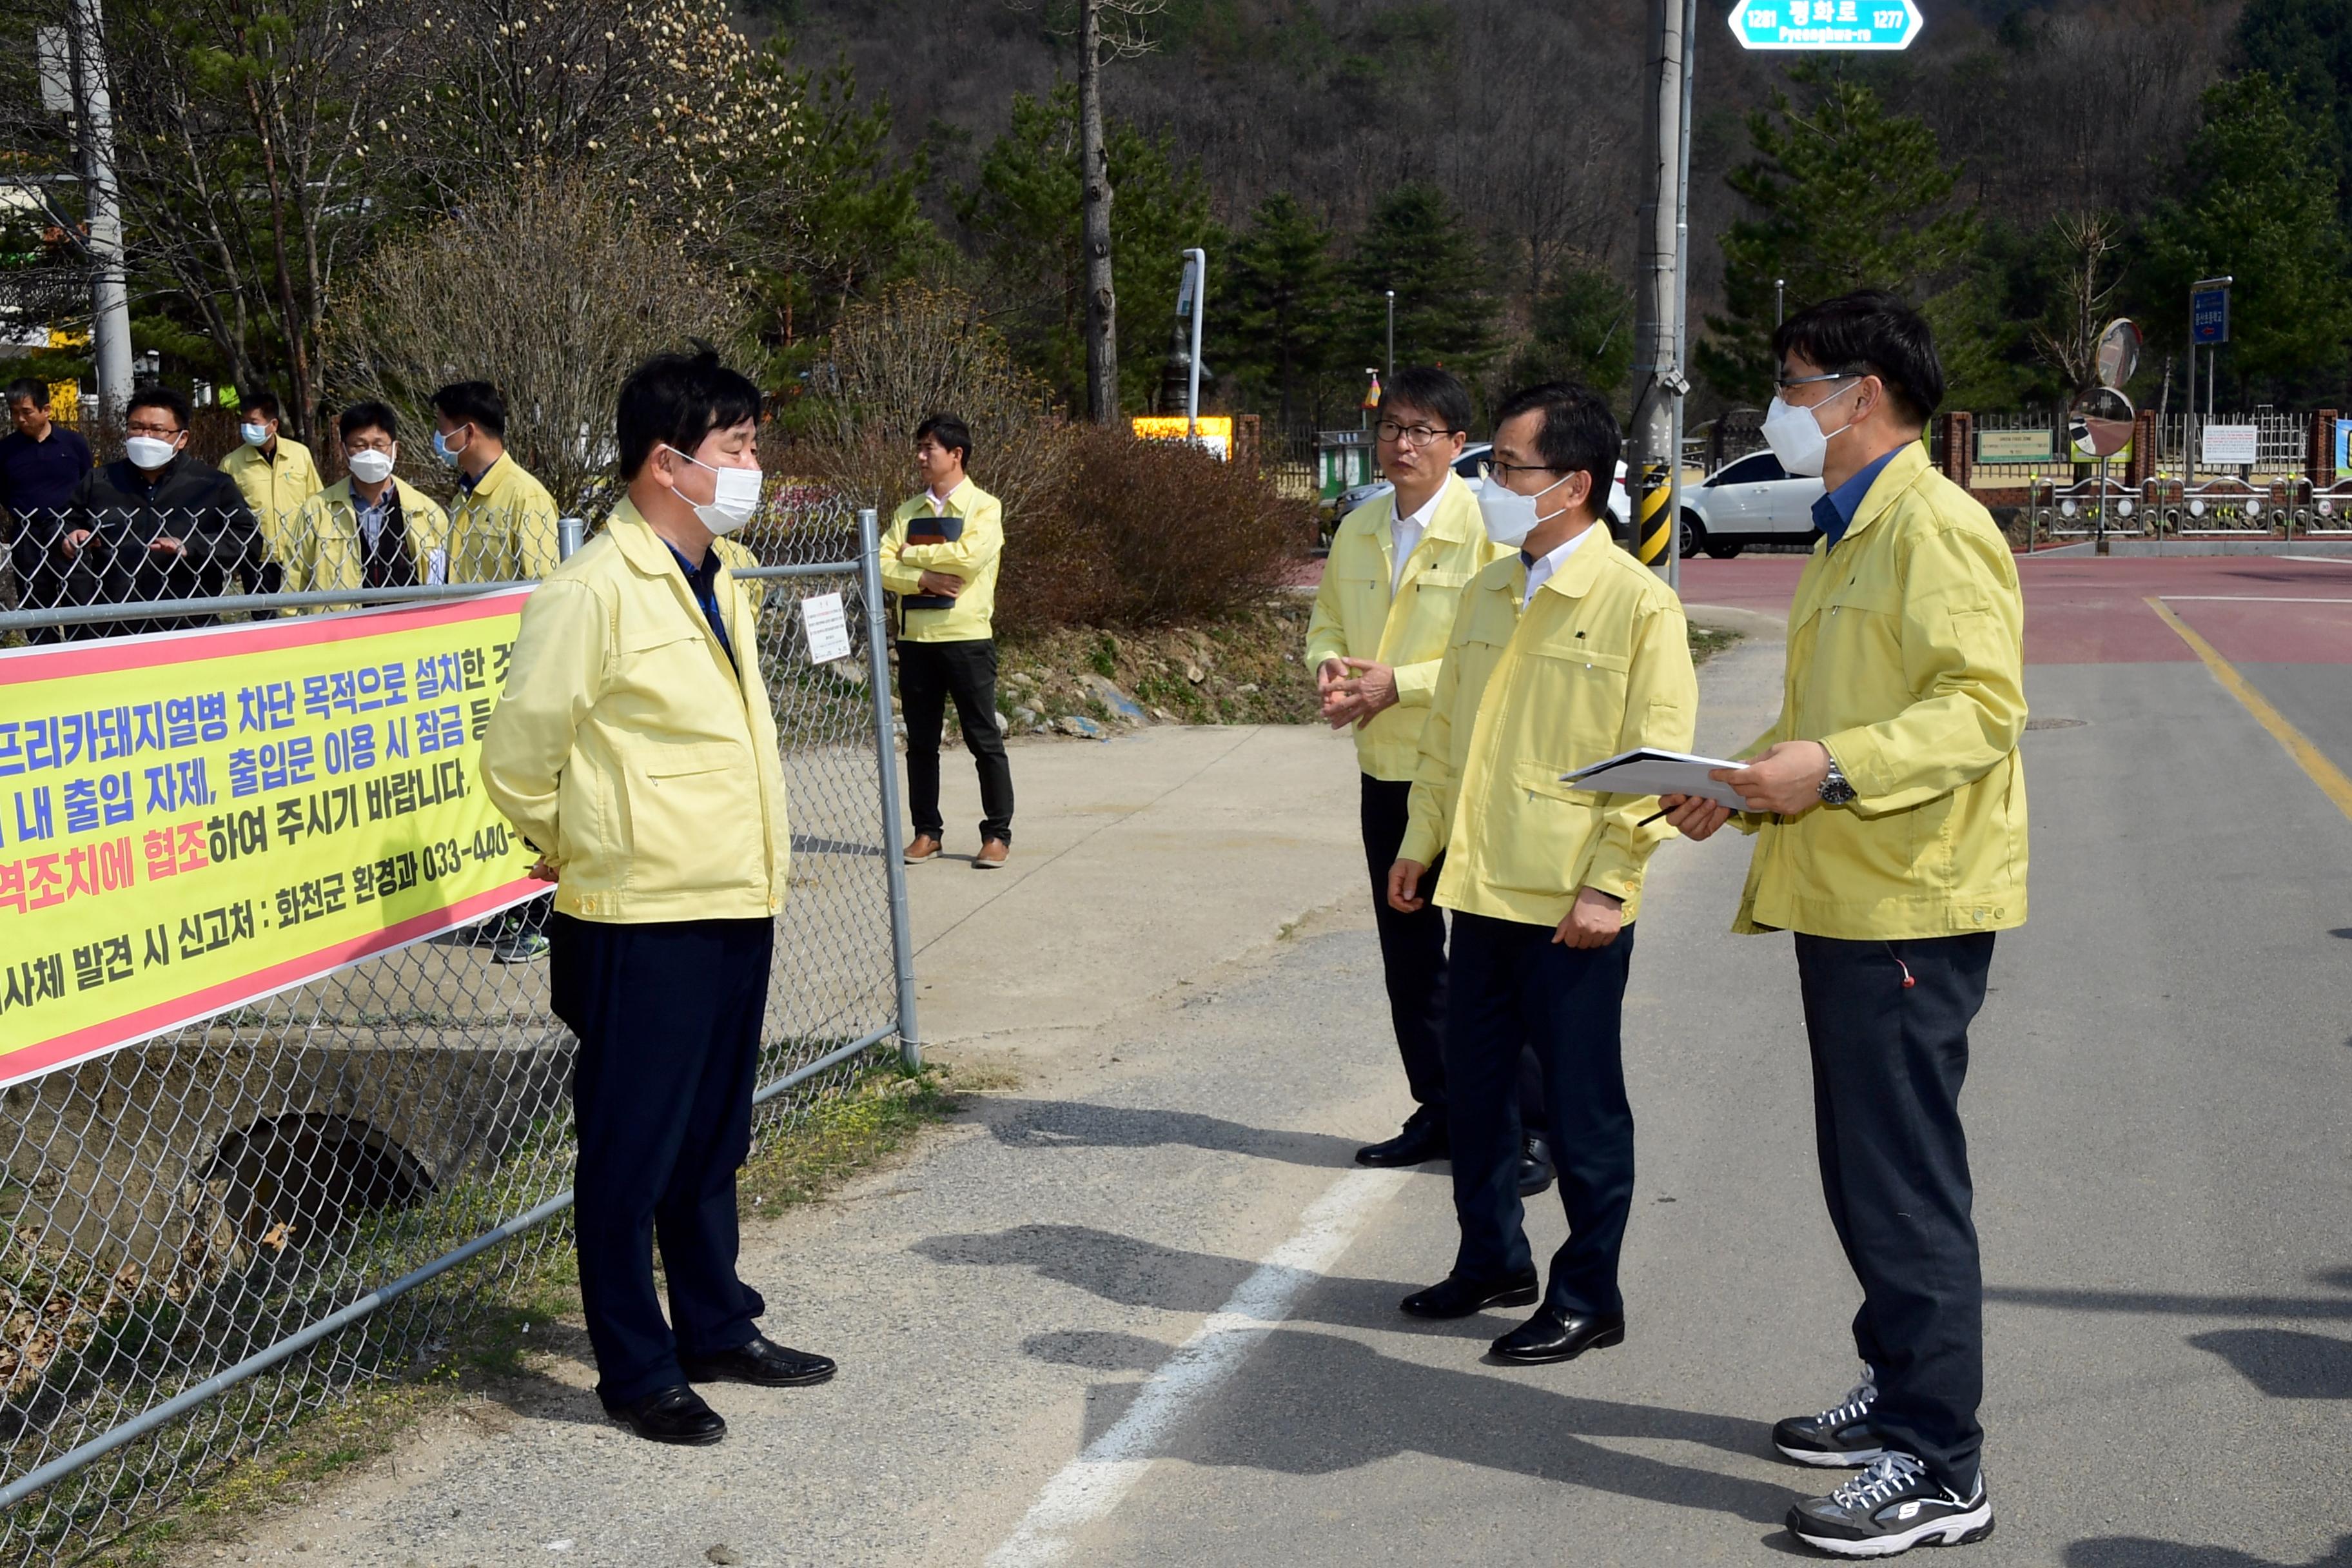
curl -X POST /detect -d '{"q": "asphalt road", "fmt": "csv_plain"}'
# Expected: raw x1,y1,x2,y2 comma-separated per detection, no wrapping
198,563,2352,1568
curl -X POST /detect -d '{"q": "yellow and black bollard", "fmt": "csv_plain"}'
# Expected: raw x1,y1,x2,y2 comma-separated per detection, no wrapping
1633,462,1675,566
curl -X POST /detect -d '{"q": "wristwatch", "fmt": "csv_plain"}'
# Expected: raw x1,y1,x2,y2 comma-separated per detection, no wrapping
1818,752,1857,806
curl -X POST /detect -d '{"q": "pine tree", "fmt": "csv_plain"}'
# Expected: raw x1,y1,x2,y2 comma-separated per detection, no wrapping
1345,183,1500,382
1507,261,1635,400
1695,76,1978,405
1224,193,1341,427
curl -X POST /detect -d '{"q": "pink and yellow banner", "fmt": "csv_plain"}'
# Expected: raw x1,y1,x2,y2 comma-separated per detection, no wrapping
0,591,543,1084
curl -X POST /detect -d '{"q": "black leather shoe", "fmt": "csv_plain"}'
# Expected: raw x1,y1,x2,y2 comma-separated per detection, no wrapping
1399,1269,1540,1319
1489,1305,1626,1365
606,1384,727,1445
1356,1108,1449,1168
679,1334,838,1387
1517,1135,1555,1198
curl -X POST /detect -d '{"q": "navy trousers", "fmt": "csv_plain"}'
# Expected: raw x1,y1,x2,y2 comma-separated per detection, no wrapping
550,912,772,1408
1795,932,1994,1494
1445,911,1635,1313
1360,777,1545,1133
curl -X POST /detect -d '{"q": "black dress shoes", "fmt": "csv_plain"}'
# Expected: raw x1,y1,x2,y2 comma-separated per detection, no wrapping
1489,1305,1626,1365
1356,1107,1449,1168
1517,1135,1556,1197
1399,1269,1540,1319
679,1333,838,1387
607,1384,727,1445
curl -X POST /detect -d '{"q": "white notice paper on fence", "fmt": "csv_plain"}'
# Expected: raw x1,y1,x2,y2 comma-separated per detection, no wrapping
799,593,853,664
2202,424,2260,466
1562,748,1749,810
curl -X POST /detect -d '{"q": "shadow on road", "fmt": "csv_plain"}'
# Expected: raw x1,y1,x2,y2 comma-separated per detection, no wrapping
911,1222,1489,1339
971,1098,1366,1169
1028,1325,1788,1524
2186,1328,2352,1399
2064,1534,2352,1567
1984,1271,2352,1322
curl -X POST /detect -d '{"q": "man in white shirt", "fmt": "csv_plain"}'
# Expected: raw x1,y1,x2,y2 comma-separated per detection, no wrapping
1306,368,1551,1193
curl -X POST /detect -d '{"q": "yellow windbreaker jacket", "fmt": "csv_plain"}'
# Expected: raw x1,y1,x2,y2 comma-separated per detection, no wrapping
446,453,562,585
223,438,323,566
283,478,451,596
1304,473,1507,781
1400,531,1698,928
881,478,1003,642
479,498,792,923
1733,443,2028,939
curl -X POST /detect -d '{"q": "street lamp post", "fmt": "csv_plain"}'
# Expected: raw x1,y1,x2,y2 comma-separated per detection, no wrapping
1385,290,1395,380
1181,248,1206,440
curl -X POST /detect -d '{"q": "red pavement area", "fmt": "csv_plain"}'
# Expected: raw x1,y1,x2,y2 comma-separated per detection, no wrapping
1290,553,2352,664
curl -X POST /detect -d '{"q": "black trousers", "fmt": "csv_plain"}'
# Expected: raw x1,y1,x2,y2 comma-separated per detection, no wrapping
1446,911,1635,1311
900,638,1015,845
1358,777,1545,1135
1794,932,1994,1494
550,913,773,1408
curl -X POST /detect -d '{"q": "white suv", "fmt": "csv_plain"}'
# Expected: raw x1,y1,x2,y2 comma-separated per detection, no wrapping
1681,450,1826,558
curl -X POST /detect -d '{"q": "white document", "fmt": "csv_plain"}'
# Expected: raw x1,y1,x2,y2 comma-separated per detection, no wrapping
425,548,447,587
798,592,854,664
1562,747,1748,810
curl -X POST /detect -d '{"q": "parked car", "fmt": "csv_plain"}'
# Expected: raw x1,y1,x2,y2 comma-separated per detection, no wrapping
1329,443,1635,534
1678,449,1826,558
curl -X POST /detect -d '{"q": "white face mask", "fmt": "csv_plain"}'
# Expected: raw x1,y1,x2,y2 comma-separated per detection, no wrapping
1476,467,1578,549
346,448,396,485
239,422,270,447
124,435,179,471
666,446,763,535
1760,380,1863,478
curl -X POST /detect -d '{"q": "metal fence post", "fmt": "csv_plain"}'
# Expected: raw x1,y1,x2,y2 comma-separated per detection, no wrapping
858,506,921,1071
557,516,585,560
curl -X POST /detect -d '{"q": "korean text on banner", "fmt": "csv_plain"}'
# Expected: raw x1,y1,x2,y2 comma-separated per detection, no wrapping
0,591,543,1086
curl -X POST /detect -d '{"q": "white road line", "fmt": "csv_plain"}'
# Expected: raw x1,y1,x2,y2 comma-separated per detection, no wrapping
983,1166,1409,1567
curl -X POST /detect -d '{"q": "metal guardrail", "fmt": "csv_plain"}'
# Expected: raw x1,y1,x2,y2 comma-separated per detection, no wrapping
0,504,917,1561
2019,477,2352,547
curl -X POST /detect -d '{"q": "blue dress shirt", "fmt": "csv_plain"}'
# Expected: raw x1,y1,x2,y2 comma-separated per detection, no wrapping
1812,447,1903,548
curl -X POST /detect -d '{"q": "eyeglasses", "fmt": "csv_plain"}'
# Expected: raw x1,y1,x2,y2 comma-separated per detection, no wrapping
1480,460,1560,483
1772,369,1866,391
1375,420,1457,447
124,422,180,438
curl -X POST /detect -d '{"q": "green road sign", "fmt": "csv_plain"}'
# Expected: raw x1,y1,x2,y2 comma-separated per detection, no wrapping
1727,0,1923,50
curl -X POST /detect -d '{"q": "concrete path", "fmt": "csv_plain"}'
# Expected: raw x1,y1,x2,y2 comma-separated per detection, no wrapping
177,587,2352,1568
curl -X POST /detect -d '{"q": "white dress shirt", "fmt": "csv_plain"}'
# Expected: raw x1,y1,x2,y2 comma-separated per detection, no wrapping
1389,479,1448,596
1521,521,1600,605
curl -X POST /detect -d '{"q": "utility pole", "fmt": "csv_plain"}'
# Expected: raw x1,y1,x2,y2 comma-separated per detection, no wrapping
1079,0,1118,425
1385,289,1395,380
66,0,133,418
1627,0,1690,575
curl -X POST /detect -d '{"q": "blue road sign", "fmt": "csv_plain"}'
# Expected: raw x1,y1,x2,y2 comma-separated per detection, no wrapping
2192,288,2230,346
1727,0,1923,50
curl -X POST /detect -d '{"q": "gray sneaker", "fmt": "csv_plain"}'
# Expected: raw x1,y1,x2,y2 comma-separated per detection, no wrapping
492,930,551,965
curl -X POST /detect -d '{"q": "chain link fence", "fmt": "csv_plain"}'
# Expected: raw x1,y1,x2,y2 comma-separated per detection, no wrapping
0,491,916,1562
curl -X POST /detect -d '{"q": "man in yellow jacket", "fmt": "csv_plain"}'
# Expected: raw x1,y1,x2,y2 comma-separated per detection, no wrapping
221,388,322,592
1306,368,1536,1179
482,348,833,1449
282,402,449,597
880,414,1013,867
1662,292,2023,1558
1387,381,1696,1364
428,380,562,584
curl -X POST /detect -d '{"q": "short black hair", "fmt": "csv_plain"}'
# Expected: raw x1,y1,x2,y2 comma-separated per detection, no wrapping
339,400,398,445
241,387,282,421
4,378,46,409
1491,381,1620,524
1378,366,1472,435
915,413,972,464
1771,289,1943,427
429,380,507,440
616,343,763,482
126,382,191,431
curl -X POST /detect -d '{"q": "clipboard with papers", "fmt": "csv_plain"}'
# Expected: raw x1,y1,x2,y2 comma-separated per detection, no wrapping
1561,748,1748,810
